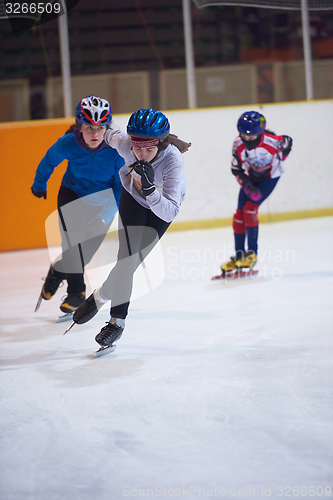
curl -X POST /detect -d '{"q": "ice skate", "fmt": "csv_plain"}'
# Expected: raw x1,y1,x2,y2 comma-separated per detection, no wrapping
35,264,64,312
74,288,108,324
220,257,237,274
93,318,124,358
93,344,117,358
235,251,257,270
56,312,74,323
212,252,258,280
63,287,108,334
60,292,85,314
95,317,125,347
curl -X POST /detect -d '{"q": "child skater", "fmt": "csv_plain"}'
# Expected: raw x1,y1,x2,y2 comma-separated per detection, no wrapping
220,110,292,275
32,95,124,314
67,108,191,352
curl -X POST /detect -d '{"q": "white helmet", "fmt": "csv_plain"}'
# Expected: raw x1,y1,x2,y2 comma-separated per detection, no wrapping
75,95,112,125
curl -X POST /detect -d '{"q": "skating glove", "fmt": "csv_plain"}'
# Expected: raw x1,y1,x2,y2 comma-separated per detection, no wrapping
244,182,262,202
133,160,155,197
31,187,47,199
279,135,293,159
87,215,108,236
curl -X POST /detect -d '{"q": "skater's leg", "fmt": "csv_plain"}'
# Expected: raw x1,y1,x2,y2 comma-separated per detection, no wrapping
243,177,280,254
220,191,246,273
79,216,113,267
109,208,170,319
38,264,65,305
71,191,146,325
56,186,99,311
36,186,83,310
243,201,259,255
255,177,280,205
103,190,170,317
57,185,111,286
54,186,87,276
235,178,280,268
234,193,247,260
95,206,170,347
72,190,169,329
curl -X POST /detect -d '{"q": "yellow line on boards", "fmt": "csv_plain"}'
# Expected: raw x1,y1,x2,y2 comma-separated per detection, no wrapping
167,208,333,233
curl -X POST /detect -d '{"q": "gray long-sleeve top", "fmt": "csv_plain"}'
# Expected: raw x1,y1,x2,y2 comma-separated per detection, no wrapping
104,129,187,223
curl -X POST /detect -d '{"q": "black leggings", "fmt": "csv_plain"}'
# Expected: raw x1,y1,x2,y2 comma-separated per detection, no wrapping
101,189,170,319
53,185,110,294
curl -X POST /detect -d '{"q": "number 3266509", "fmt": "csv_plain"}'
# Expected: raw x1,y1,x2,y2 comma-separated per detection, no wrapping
277,486,331,497
5,2,61,15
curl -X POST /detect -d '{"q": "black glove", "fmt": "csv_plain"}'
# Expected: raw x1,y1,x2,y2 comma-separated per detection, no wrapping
31,187,47,199
279,135,293,156
86,215,108,236
133,160,155,197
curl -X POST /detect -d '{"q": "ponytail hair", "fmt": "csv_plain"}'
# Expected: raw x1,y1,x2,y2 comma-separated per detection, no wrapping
65,123,78,134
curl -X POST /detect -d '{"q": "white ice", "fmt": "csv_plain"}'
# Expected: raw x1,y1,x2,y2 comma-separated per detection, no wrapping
0,218,332,500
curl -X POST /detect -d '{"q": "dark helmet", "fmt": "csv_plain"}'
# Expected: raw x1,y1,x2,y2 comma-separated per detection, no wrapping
75,95,112,126
237,111,266,135
127,109,170,140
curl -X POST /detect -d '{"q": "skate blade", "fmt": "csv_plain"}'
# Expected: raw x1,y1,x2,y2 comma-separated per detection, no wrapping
212,269,259,280
35,293,43,312
93,345,116,358
63,321,76,335
56,313,73,324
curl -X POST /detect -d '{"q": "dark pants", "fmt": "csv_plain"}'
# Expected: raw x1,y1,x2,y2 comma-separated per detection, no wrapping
235,177,280,255
237,177,280,211
101,189,171,319
53,185,111,294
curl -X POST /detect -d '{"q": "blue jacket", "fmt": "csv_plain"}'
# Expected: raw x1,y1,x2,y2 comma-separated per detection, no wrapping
32,131,124,223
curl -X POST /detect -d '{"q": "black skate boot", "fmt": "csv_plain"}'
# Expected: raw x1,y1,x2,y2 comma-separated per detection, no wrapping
60,292,85,313
72,288,109,325
95,318,125,347
63,287,109,334
35,264,64,311
42,265,64,299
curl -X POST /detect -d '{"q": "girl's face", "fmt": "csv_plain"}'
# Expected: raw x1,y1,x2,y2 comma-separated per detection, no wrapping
81,124,107,149
133,145,159,163
240,133,258,142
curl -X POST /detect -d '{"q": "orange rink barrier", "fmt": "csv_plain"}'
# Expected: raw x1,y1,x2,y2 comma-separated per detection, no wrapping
0,118,73,252
1,117,332,252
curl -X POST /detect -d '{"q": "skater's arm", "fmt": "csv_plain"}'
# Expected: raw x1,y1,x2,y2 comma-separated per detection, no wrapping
104,129,132,162
231,151,262,202
231,151,249,187
145,149,185,223
32,138,66,193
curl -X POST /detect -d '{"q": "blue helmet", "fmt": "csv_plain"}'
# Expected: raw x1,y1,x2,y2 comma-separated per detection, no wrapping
237,111,266,135
127,109,170,140
75,95,112,126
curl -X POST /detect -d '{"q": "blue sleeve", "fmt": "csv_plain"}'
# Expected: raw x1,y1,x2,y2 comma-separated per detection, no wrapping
98,152,124,224
112,153,125,207
99,198,118,225
31,137,67,192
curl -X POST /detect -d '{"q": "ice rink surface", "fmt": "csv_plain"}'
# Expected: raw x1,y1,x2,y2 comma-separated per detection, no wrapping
1,217,333,500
